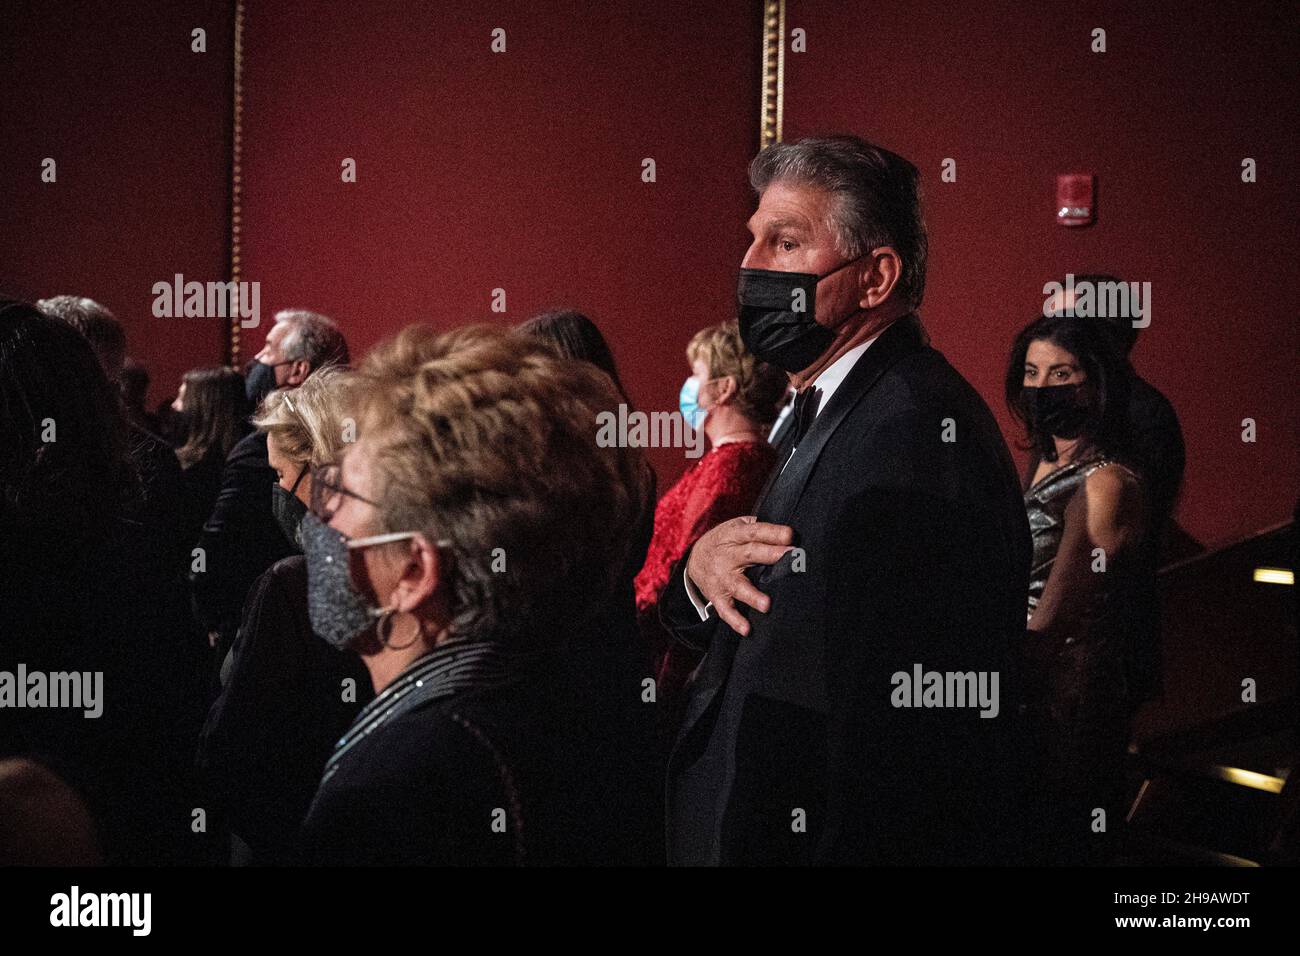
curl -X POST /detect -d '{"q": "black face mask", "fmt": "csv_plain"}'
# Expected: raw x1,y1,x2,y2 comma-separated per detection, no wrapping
1020,384,1090,440
737,259,858,373
245,360,281,406
271,465,309,549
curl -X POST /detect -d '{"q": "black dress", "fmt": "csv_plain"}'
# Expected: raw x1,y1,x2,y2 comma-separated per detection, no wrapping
198,556,372,865
299,636,660,866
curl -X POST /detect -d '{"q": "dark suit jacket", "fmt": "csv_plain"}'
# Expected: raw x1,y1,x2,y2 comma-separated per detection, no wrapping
1126,372,1184,535
659,315,1033,865
126,422,187,572
1122,373,1185,698
190,431,294,658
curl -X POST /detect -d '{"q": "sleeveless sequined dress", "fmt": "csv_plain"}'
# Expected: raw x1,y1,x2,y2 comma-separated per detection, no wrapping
1026,455,1143,641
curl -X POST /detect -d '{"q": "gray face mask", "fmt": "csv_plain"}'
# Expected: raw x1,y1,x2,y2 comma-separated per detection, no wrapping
300,512,381,650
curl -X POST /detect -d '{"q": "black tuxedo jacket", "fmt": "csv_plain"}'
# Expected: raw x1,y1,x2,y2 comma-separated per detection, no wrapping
659,315,1033,865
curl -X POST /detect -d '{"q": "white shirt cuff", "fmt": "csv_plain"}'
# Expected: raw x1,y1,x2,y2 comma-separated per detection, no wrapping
683,564,712,621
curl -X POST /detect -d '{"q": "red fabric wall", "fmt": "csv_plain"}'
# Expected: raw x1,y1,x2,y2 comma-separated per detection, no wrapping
237,0,761,485
1,1,234,410
5,2,1292,548
782,0,1297,547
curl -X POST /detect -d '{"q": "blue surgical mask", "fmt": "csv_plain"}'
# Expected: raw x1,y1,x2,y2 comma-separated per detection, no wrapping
679,376,708,431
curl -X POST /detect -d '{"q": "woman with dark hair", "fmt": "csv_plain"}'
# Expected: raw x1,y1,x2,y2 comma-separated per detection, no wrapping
0,298,194,864
172,367,251,547
518,307,655,537
1005,313,1148,864
518,308,630,401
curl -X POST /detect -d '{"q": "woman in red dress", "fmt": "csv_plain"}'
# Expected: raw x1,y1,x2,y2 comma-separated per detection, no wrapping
635,319,788,711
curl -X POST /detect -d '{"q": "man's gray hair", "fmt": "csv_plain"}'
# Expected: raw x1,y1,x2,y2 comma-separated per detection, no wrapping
275,308,349,369
749,135,928,311
35,295,127,375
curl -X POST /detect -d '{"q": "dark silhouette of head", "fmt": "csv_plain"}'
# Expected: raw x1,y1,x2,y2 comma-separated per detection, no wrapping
518,309,630,403
1052,273,1140,355
0,298,132,547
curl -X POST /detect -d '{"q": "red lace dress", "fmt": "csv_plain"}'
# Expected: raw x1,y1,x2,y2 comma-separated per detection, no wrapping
634,440,778,699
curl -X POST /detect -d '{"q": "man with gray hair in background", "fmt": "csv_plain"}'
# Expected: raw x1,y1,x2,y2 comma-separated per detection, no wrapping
193,309,349,668
36,295,129,378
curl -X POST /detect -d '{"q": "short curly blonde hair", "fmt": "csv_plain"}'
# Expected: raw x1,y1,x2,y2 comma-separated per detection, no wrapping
354,324,650,648
687,319,789,427
253,365,355,468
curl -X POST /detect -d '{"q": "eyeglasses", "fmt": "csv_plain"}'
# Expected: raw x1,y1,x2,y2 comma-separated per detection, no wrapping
308,462,455,554
309,462,379,522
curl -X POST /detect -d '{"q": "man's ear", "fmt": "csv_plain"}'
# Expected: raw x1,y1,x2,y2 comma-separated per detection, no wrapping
388,534,443,615
859,247,903,309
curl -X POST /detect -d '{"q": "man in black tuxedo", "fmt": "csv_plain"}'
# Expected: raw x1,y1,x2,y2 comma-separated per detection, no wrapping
659,136,1033,865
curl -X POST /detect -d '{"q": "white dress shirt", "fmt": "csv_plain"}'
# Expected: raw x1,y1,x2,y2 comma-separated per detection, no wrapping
684,330,886,620
767,388,796,444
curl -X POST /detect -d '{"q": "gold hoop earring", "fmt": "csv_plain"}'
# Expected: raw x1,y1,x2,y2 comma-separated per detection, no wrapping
376,609,421,650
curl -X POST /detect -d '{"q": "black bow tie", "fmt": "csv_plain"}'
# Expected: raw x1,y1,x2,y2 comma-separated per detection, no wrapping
789,386,820,449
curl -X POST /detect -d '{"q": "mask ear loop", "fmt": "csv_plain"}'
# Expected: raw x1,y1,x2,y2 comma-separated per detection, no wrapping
360,533,457,651
702,375,736,409
814,250,870,282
